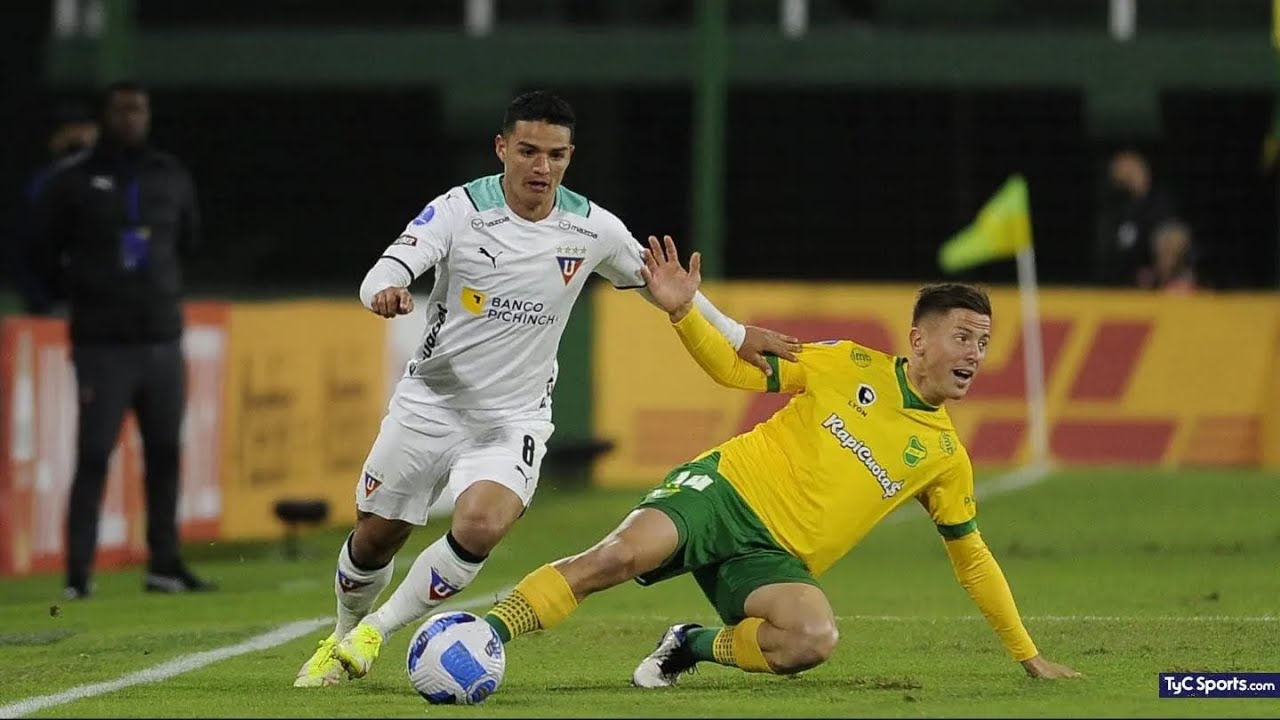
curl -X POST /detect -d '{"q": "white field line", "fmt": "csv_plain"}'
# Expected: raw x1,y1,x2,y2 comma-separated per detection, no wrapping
0,587,512,719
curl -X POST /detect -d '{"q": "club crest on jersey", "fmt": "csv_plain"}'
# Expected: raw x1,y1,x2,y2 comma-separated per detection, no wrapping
903,435,928,467
362,471,383,497
556,255,586,284
428,568,461,601
337,570,372,593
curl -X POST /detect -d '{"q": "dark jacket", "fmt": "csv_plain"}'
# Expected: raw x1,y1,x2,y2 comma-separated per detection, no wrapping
29,140,200,344
1093,184,1175,288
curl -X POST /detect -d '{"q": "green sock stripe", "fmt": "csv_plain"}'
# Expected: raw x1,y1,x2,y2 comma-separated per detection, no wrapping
483,613,512,643
687,627,721,663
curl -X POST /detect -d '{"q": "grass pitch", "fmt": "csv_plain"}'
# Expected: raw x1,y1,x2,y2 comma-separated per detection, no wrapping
1,468,1277,717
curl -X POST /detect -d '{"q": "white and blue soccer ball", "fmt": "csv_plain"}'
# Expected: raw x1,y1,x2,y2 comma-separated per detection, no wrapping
406,611,506,705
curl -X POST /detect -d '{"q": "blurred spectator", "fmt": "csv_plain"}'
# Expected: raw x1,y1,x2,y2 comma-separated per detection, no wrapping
1094,149,1176,287
28,81,212,599
1138,219,1197,294
9,100,99,314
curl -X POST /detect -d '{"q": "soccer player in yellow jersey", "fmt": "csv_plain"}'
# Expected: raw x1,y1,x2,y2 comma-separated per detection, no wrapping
483,236,1080,685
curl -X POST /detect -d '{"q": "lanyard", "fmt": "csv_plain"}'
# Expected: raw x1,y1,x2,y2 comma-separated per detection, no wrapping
125,177,141,225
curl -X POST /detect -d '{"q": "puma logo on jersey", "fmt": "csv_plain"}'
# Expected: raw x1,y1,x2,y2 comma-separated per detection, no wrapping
479,247,503,268
428,568,461,601
514,465,531,486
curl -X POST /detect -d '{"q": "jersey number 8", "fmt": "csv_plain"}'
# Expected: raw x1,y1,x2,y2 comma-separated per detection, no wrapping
521,435,535,466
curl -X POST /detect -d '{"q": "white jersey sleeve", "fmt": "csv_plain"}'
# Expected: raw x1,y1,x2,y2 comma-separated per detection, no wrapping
591,208,648,289
378,191,466,279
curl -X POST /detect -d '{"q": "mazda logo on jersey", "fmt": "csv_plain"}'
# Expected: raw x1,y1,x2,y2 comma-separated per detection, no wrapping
557,219,598,239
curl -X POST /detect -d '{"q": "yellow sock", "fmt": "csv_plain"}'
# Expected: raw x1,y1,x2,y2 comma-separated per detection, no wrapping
712,618,774,673
483,564,578,642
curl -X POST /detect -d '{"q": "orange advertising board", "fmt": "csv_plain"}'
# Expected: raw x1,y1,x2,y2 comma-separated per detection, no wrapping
217,301,387,539
591,284,1280,487
0,304,229,577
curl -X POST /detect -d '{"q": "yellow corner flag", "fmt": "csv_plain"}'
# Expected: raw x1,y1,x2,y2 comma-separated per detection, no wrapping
938,174,1032,273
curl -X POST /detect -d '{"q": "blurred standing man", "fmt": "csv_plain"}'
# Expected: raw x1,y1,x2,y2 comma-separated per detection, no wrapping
28,81,213,599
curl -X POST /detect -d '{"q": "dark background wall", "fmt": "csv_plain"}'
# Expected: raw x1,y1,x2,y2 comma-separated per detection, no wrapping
121,86,1278,291
5,0,1278,294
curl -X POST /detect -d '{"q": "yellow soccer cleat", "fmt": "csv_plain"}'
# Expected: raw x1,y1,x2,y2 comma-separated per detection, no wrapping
293,633,344,688
333,622,384,679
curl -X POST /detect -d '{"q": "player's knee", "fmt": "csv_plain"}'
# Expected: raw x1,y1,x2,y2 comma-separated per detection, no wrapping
775,620,839,674
450,508,514,557
351,514,411,567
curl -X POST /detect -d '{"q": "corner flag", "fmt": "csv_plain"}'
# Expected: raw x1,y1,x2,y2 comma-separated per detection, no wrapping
936,173,1050,469
938,174,1031,273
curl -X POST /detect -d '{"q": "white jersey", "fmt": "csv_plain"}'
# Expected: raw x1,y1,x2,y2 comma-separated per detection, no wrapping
379,174,645,419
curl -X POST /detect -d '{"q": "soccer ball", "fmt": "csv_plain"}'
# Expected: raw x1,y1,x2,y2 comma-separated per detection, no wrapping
406,611,505,705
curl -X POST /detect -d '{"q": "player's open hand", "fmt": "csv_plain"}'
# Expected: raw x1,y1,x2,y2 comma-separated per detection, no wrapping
370,287,414,318
737,327,801,376
1020,655,1083,680
639,235,700,318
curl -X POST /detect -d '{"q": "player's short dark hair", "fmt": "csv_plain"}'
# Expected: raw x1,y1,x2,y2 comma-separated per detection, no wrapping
912,283,992,325
502,91,575,141
101,80,148,109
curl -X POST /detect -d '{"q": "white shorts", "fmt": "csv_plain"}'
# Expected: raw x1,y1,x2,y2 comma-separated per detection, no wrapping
356,404,554,526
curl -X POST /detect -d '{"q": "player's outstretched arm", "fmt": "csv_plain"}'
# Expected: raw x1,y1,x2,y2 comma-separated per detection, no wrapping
359,259,415,318
641,236,804,393
634,236,799,376
941,530,1082,680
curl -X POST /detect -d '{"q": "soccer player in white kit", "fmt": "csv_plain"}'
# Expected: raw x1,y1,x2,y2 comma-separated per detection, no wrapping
293,91,800,687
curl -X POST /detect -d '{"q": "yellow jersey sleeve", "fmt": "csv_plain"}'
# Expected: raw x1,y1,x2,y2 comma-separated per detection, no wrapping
943,531,1039,661
671,306,806,393
916,450,977,538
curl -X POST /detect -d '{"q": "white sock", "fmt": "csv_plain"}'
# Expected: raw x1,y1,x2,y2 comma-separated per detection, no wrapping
365,533,484,638
334,534,395,637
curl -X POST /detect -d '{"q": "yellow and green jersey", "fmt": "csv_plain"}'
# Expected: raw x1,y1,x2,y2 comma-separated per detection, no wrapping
675,308,976,577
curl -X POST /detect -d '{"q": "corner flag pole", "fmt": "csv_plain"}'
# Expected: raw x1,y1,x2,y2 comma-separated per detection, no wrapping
1014,245,1050,468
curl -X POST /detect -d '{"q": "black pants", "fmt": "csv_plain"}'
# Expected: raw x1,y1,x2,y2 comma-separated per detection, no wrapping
66,341,186,586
